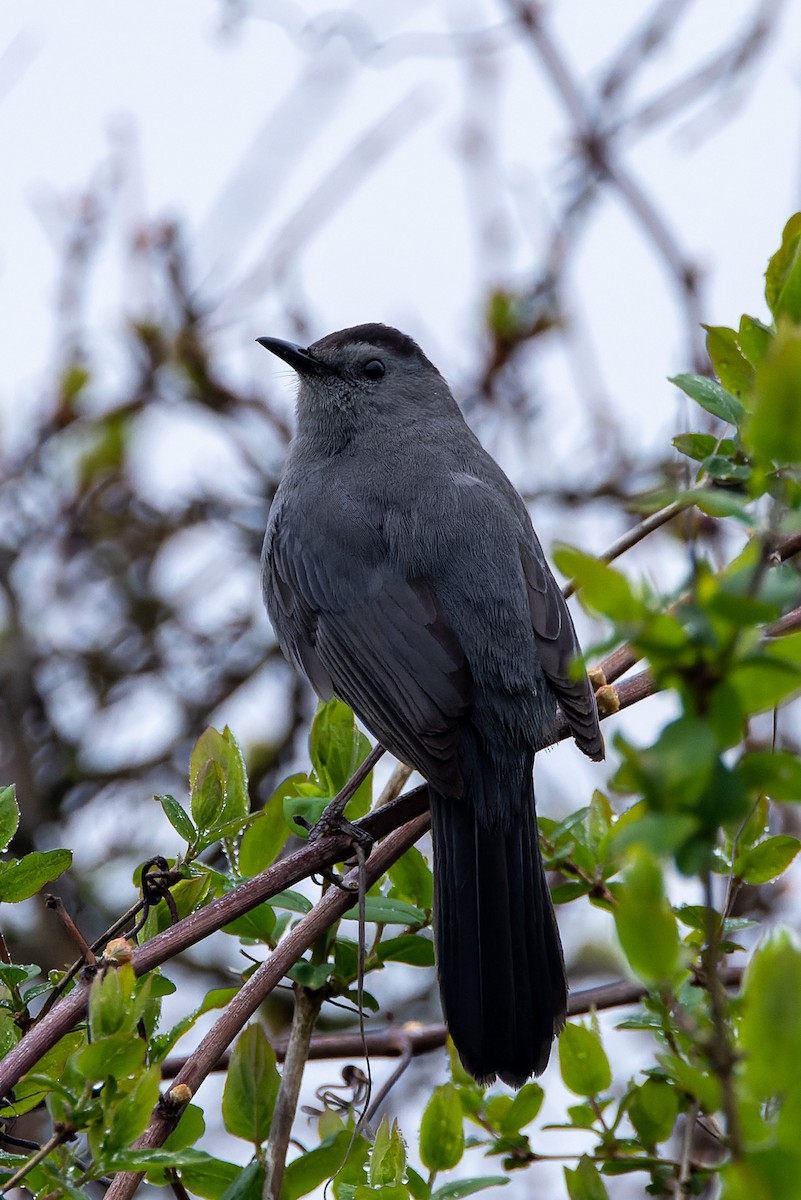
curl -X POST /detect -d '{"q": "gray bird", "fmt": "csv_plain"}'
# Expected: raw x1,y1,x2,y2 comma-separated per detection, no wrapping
257,323,603,1086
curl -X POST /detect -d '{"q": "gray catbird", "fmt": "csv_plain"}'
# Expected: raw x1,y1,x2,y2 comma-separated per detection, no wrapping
257,323,603,1086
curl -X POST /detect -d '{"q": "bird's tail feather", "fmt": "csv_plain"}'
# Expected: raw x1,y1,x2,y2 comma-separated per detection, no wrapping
430,737,566,1086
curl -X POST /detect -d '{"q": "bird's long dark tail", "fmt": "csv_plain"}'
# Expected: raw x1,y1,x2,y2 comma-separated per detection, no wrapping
429,739,567,1087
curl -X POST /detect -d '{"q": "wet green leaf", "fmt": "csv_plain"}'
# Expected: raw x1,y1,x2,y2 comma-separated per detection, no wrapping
0,848,72,903
670,373,746,426
420,1084,464,1171
558,1023,611,1098
0,786,19,852
222,1024,279,1145
704,324,755,397
734,835,800,884
613,850,680,983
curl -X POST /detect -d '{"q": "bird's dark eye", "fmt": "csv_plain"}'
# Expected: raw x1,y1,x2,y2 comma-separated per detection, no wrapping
362,359,385,380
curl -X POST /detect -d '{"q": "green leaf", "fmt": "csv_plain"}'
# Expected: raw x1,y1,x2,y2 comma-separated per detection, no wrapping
289,961,334,989
217,1160,265,1200
309,699,373,818
669,373,746,427
222,1025,279,1145
672,432,728,463
558,1023,611,1098
612,716,719,813
419,1084,464,1171
108,1148,230,1171
551,881,590,904
189,726,249,823
552,546,643,623
88,961,140,1039
375,934,435,967
159,794,197,845
729,656,801,715
76,1033,147,1082
179,1155,242,1200
738,314,773,365
737,751,801,802
613,850,680,984
0,1012,20,1058
163,1102,207,1152
564,1155,610,1200
282,793,330,836
0,962,39,989
239,774,306,875
741,929,801,1099
737,793,770,851
341,897,426,926
0,1031,84,1118
566,1102,597,1128
282,1131,368,1200
191,761,226,832
369,1117,407,1187
587,790,613,852
354,1186,409,1200
704,325,755,397
0,848,72,902
388,845,433,910
220,726,250,818
702,454,751,483
0,786,19,852
691,489,753,522
106,1063,162,1149
765,212,801,321
656,1052,722,1113
402,1167,429,1200
431,1178,509,1199
628,1078,679,1146
745,327,801,464
498,1081,544,1132
264,888,310,915
722,1148,801,1200
222,904,277,942
734,835,800,884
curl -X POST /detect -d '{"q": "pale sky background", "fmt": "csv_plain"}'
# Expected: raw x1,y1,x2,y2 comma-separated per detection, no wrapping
2,2,801,1195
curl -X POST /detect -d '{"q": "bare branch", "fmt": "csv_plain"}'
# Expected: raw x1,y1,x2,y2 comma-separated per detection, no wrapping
103,813,431,1200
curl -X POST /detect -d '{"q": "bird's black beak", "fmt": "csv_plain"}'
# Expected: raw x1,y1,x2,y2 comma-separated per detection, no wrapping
256,336,334,378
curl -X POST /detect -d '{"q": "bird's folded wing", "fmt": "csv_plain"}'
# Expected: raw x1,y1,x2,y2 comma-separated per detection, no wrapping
519,539,604,761
267,522,473,795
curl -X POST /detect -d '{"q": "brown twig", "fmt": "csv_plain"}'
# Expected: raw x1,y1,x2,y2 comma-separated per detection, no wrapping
44,895,97,966
103,813,431,1200
155,967,745,1079
561,494,696,600
266,985,325,1200
0,790,426,1101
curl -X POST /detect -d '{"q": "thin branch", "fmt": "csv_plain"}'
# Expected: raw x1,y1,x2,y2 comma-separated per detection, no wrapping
0,790,427,1099
0,1125,75,1195
157,968,746,1077
103,813,431,1200
506,0,706,370
562,493,696,600
266,985,325,1200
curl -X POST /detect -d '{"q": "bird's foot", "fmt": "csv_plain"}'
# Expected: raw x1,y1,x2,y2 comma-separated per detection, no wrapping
294,810,374,891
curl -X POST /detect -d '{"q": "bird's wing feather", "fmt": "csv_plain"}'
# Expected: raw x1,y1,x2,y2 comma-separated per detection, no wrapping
519,539,604,761
266,503,473,794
